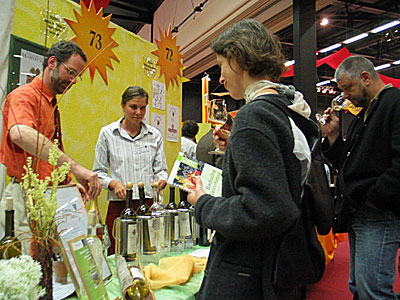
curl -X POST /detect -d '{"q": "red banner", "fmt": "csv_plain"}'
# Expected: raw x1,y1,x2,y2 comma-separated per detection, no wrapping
84,0,110,13
281,47,400,89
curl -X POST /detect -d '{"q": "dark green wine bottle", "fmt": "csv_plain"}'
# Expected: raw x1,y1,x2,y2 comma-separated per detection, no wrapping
120,182,138,262
0,197,21,259
136,182,156,255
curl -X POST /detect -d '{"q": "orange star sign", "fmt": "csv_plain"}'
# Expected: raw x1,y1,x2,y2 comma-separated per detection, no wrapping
65,0,119,85
152,25,184,89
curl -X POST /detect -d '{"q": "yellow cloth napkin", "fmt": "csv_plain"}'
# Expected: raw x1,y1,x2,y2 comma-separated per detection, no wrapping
143,254,207,290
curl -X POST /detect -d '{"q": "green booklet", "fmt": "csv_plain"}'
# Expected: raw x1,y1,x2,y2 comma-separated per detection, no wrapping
167,152,222,197
68,235,110,300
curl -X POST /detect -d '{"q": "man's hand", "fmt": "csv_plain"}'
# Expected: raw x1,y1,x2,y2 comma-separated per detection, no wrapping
109,180,126,200
76,183,89,203
187,176,206,206
213,127,231,151
8,124,102,199
70,164,102,199
320,107,340,145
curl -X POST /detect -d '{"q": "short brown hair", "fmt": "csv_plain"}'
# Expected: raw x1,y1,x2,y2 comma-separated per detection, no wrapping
43,40,87,68
211,19,286,82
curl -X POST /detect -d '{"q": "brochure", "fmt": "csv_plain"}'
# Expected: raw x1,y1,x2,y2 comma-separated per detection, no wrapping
167,153,222,197
68,235,110,300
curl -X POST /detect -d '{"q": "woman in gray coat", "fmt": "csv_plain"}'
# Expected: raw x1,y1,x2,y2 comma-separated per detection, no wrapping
188,19,313,299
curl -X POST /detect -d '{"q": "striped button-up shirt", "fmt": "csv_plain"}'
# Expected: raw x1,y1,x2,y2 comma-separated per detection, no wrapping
93,118,168,200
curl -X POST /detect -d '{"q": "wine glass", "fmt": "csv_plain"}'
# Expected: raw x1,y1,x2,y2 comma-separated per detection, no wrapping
208,99,228,155
315,113,326,125
331,93,349,111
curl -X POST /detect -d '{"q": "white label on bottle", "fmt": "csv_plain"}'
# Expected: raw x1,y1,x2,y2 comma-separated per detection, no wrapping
207,229,212,241
180,213,191,237
148,219,156,247
174,216,179,240
127,224,137,255
129,267,145,280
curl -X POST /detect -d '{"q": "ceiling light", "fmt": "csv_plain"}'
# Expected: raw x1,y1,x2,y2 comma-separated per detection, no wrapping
316,80,331,86
375,63,391,70
343,33,369,44
320,18,329,26
392,60,400,65
370,20,400,34
319,43,342,53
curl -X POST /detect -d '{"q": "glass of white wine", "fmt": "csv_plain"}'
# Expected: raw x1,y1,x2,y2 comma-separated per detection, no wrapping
208,99,228,155
331,93,349,111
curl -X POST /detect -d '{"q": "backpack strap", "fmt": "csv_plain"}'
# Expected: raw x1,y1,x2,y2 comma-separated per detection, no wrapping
255,95,321,154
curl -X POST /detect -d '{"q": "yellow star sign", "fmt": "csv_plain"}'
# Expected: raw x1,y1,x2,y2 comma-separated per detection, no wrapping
152,25,184,89
65,0,119,85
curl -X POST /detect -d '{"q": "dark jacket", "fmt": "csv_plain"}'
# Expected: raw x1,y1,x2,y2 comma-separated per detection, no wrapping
194,94,302,299
195,129,223,169
323,87,400,224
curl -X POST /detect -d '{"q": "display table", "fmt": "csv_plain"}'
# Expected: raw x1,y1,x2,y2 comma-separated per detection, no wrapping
64,246,208,300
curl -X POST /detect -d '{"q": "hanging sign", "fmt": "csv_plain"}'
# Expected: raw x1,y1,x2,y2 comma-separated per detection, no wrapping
65,0,119,85
152,25,184,90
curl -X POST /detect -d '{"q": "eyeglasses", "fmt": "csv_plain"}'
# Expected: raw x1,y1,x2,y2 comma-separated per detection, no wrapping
61,62,82,82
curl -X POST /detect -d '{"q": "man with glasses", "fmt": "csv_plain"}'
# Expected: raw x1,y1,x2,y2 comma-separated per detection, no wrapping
0,40,102,254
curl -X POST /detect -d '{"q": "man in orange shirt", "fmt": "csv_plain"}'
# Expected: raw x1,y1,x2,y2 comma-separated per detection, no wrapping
0,40,102,253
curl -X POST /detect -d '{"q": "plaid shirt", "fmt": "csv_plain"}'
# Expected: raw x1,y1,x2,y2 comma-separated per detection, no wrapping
93,118,168,200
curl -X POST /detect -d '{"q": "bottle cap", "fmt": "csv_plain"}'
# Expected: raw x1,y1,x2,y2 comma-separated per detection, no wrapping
137,182,144,188
126,182,133,189
5,197,13,211
151,182,159,189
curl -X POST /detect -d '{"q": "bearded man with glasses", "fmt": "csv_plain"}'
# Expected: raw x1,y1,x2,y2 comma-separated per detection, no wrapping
0,40,102,254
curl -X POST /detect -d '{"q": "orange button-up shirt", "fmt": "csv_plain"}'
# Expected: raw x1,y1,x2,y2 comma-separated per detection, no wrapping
0,77,57,180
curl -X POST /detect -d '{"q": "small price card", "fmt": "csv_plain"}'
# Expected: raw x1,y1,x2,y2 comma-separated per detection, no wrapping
68,235,110,300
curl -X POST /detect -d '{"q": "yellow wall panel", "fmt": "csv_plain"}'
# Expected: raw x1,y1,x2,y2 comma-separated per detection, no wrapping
13,0,182,214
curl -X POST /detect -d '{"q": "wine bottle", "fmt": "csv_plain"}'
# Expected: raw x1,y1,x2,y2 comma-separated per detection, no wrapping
150,182,164,214
166,186,177,210
178,190,193,249
178,189,190,209
136,182,156,255
120,182,138,262
116,255,149,300
127,266,150,300
151,182,168,256
87,209,103,279
189,204,198,246
0,197,21,259
165,186,179,251
93,197,111,255
198,226,211,246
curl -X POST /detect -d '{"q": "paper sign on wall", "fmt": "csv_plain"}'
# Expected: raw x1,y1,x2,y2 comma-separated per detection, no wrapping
152,80,166,111
167,104,179,142
151,112,165,141
19,49,44,86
